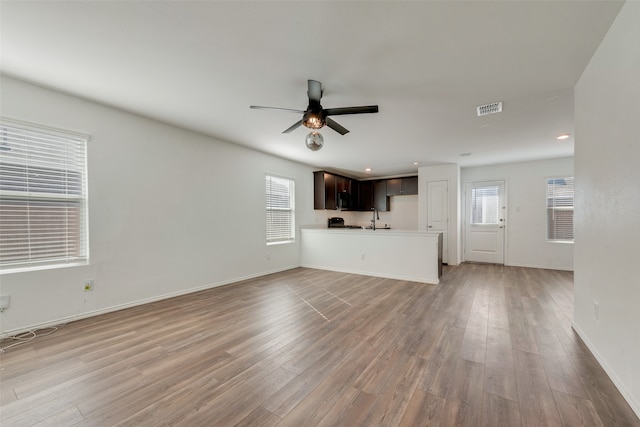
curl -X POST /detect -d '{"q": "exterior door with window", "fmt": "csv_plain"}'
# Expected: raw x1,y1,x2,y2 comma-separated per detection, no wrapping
464,181,505,264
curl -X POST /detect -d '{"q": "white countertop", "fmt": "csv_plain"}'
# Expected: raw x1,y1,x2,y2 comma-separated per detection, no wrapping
301,227,441,237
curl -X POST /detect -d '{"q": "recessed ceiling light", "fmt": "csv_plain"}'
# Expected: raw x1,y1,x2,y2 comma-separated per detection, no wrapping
365,168,372,172
413,162,419,165
460,152,472,157
557,133,571,140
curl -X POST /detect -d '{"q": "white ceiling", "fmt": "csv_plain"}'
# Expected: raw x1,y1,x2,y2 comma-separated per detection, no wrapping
0,1,624,178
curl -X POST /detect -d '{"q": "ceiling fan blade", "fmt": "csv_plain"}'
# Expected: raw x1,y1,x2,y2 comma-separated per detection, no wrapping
324,105,379,116
307,80,323,103
282,119,303,134
326,118,350,135
250,105,304,114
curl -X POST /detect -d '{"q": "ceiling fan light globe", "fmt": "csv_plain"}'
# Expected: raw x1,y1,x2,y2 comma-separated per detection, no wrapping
305,131,324,151
302,111,325,129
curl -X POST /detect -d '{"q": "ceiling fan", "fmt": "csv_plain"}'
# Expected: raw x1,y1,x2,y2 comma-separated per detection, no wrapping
250,79,378,150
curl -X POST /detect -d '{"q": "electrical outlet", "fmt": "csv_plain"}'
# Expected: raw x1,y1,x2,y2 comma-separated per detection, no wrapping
360,253,365,260
0,295,10,311
84,280,94,292
593,301,599,320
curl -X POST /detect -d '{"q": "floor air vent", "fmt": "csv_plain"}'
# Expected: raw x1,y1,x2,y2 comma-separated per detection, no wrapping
476,101,502,117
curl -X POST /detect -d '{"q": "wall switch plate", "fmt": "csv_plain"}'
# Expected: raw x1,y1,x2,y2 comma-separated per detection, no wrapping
0,295,10,310
593,301,599,320
84,280,94,291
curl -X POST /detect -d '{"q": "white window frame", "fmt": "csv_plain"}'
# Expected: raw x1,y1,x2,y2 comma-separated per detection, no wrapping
265,174,295,245
0,118,89,273
546,176,574,242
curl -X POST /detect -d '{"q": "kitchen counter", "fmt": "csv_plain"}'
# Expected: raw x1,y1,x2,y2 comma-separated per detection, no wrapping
300,228,442,284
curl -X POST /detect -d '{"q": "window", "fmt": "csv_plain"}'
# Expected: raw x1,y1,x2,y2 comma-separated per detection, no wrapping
0,119,89,271
265,174,295,244
546,177,574,241
470,185,500,224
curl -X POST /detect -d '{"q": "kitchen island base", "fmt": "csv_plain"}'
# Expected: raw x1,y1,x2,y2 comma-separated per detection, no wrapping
300,228,442,284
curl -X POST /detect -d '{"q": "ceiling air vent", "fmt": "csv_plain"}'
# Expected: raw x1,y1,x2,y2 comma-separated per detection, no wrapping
476,101,502,117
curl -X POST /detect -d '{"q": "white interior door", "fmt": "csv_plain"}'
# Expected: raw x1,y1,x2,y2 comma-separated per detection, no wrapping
464,181,505,264
427,180,449,264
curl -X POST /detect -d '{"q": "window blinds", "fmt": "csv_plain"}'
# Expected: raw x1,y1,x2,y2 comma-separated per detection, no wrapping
0,120,89,270
470,185,500,225
546,177,574,241
265,175,295,243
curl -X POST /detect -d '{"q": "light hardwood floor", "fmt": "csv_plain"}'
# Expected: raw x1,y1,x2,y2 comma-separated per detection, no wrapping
1,264,639,426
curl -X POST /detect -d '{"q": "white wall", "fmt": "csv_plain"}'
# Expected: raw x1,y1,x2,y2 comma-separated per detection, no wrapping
0,76,316,334
573,1,640,417
462,157,574,271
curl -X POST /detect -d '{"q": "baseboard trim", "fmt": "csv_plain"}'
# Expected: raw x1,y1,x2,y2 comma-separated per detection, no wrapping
505,262,573,272
571,321,640,419
300,263,439,285
1,265,300,338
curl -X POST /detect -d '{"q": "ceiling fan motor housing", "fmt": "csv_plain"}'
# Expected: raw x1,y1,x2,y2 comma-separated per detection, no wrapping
303,103,326,129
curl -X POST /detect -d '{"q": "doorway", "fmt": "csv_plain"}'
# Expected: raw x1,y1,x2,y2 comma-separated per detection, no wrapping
464,180,505,264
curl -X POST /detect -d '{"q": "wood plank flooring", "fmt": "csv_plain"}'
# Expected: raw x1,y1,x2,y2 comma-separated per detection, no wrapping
1,264,639,426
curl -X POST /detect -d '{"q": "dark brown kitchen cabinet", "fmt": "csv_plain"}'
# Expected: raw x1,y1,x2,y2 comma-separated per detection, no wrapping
314,171,336,210
358,181,374,211
314,171,356,210
374,180,390,211
315,172,418,211
335,175,351,193
386,176,418,195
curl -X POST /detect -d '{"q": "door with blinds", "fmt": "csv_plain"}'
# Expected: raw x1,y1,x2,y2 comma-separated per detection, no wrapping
464,180,505,264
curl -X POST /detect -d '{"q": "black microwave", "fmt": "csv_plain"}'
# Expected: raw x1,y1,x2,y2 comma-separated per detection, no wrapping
337,191,352,210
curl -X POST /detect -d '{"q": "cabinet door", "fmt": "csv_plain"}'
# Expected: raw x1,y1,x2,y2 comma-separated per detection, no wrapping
358,181,374,211
314,171,326,209
314,171,337,210
387,177,418,195
374,180,390,211
351,179,361,210
335,175,351,193
386,178,402,195
324,173,336,210
403,176,418,195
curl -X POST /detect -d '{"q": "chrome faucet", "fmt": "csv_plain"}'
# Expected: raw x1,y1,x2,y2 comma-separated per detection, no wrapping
371,208,379,230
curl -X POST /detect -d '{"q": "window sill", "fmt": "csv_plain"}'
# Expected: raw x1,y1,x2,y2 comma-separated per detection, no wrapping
267,240,295,246
0,261,89,275
546,240,574,244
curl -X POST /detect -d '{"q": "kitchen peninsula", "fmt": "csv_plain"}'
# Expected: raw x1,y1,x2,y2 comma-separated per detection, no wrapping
300,228,443,284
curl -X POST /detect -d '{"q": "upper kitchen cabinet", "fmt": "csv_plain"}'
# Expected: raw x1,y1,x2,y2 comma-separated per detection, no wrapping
374,180,390,211
386,176,418,196
358,181,374,211
314,171,356,210
314,171,336,210
314,172,417,211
